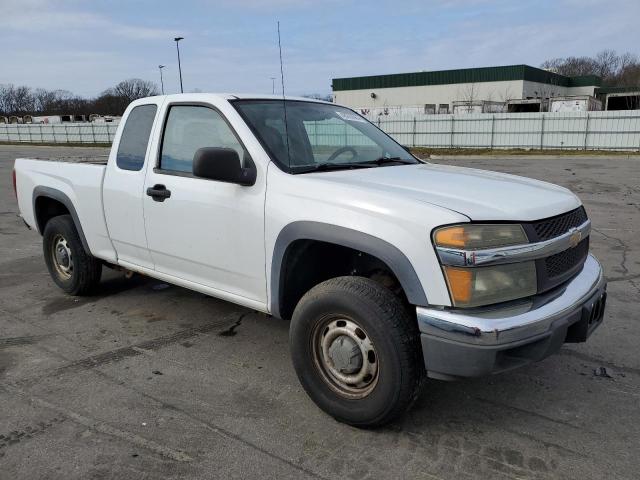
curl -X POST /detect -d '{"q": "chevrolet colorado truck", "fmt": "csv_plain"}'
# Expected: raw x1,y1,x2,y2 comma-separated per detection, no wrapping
13,94,607,427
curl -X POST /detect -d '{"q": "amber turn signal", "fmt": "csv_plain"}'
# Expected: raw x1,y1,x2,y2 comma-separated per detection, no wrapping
442,266,472,303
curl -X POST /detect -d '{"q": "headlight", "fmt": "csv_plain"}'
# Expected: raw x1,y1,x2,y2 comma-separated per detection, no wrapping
442,262,537,307
434,224,527,249
433,224,535,307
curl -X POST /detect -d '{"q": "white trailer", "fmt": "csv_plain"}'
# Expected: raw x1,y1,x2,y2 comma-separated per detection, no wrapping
550,96,602,113
31,116,62,124
452,100,506,114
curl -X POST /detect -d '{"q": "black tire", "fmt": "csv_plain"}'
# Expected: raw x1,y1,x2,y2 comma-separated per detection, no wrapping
42,215,102,295
289,276,425,428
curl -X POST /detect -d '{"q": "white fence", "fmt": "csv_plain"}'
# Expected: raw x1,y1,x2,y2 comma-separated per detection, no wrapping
0,122,118,144
364,110,640,150
2,111,640,151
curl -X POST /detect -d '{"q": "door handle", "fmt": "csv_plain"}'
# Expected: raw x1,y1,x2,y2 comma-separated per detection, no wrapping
146,184,171,202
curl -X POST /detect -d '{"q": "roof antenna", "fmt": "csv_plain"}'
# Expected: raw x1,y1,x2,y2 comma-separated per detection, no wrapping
277,21,291,167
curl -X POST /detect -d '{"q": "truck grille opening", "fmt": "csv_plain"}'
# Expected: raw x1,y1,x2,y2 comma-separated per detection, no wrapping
531,207,587,241
544,238,589,279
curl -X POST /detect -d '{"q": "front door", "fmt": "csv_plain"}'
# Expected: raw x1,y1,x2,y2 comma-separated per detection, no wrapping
142,103,267,305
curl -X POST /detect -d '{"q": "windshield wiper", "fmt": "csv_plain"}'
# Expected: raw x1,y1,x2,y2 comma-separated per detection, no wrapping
292,157,416,174
360,156,416,165
292,162,378,174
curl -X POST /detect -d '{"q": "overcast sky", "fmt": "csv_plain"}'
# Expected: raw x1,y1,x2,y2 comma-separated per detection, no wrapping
1,0,638,98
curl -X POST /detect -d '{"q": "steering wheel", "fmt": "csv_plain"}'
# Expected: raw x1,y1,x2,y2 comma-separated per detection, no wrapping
327,146,358,163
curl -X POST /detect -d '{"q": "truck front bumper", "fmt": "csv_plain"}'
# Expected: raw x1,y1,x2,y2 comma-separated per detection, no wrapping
416,254,606,380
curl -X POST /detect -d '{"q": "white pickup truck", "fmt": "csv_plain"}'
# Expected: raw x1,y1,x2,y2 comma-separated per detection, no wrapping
13,94,606,427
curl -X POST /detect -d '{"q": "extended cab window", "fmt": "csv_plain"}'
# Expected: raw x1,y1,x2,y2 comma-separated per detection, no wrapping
159,105,246,173
116,104,157,171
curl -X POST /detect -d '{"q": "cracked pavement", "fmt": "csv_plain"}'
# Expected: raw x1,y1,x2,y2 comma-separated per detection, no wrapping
1,145,639,479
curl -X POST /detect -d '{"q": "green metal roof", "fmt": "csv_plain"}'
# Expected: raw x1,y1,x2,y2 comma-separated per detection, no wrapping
332,65,602,91
569,75,602,87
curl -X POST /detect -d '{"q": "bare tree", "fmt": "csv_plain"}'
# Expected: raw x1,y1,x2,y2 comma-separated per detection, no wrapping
91,92,125,116
457,82,478,113
541,56,597,76
0,84,12,115
0,78,159,117
497,86,515,103
618,52,638,73
110,79,159,104
593,49,619,79
0,84,35,115
541,50,640,86
33,88,58,112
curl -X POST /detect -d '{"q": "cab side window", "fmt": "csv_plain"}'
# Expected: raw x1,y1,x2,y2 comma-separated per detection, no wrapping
159,105,246,174
116,104,157,171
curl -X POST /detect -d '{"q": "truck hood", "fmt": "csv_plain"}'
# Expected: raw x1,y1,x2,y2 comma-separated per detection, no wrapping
308,163,581,221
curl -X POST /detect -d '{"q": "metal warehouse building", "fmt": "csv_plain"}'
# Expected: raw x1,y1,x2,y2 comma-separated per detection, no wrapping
332,65,603,114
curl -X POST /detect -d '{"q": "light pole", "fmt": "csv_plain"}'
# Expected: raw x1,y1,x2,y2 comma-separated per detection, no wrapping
174,37,184,93
158,65,165,95
270,77,276,95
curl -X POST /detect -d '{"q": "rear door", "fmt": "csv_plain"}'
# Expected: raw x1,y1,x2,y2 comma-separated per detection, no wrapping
141,99,267,306
103,99,163,269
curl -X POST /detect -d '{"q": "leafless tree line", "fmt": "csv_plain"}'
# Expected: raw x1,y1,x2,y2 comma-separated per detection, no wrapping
0,78,158,117
541,49,640,87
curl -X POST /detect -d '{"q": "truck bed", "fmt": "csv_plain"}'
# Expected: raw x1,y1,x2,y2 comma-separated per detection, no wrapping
14,156,115,262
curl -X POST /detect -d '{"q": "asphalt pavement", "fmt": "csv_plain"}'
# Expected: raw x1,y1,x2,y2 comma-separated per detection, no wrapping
1,145,639,479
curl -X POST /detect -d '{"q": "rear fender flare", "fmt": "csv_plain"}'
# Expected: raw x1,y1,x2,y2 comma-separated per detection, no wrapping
32,186,92,255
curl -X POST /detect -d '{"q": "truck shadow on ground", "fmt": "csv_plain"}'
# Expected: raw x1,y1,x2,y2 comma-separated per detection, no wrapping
40,273,152,316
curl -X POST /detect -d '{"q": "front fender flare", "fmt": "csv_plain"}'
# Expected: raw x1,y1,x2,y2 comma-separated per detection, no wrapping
270,221,428,318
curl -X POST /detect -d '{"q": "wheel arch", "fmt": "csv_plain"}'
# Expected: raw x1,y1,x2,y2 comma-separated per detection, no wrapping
33,186,92,255
270,221,428,319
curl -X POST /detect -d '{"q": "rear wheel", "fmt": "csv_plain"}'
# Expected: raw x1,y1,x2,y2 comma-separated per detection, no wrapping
43,215,102,295
289,276,425,427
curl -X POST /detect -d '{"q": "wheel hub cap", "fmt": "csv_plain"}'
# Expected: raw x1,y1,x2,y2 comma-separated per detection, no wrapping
313,317,379,399
51,235,73,279
55,244,70,268
328,335,362,374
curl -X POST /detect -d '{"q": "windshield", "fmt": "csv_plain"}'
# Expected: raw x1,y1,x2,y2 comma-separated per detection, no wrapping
232,100,418,173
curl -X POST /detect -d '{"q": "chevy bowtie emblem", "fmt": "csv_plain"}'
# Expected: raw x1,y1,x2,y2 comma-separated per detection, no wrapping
568,229,582,248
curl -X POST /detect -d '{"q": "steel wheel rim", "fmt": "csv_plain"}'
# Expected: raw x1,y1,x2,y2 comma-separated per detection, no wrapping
51,234,73,280
312,315,379,399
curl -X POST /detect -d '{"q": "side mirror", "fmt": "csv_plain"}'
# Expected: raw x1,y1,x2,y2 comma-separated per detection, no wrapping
192,147,256,186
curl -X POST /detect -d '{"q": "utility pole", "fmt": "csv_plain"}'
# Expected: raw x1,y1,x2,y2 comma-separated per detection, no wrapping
270,77,276,95
158,65,165,94
174,37,184,93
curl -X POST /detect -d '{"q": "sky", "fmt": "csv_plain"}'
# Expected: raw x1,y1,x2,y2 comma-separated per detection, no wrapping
1,0,639,98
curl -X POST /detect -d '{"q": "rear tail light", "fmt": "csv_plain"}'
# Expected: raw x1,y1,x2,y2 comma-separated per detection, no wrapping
12,169,17,198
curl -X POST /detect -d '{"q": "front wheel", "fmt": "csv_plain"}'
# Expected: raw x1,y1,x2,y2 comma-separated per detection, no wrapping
43,215,102,295
289,276,425,427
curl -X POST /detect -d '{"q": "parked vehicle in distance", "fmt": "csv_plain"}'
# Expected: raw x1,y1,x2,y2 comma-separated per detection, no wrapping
13,94,607,427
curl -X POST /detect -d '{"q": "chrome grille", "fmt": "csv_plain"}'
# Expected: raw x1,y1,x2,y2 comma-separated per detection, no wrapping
544,238,589,279
528,207,590,293
531,207,587,241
